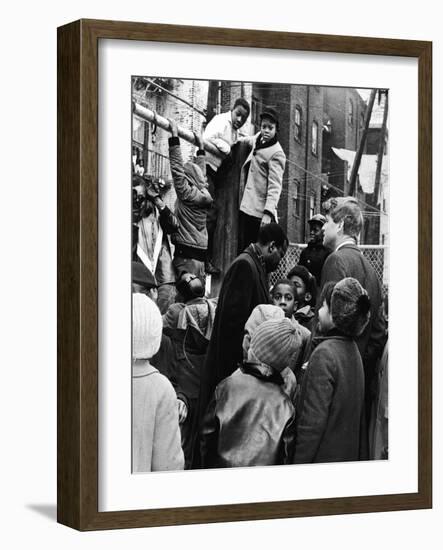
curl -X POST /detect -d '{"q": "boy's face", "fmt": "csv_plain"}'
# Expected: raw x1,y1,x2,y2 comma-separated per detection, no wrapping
318,300,334,333
289,275,307,305
231,105,249,130
260,118,277,142
308,222,324,244
272,283,296,318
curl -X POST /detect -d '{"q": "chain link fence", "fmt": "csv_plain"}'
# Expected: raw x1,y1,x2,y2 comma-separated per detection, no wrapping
269,243,388,295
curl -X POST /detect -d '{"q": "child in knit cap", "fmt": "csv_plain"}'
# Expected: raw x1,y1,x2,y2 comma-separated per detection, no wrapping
242,304,296,402
294,277,371,464
271,279,311,376
200,317,301,468
132,293,184,473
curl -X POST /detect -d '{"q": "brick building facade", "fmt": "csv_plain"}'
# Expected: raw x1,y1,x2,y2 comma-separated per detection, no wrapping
132,78,386,247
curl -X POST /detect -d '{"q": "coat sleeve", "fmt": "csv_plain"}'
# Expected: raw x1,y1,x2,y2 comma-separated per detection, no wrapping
151,376,185,471
320,252,347,290
195,150,207,177
279,409,297,465
364,290,387,369
199,392,220,468
264,151,286,216
169,142,213,207
293,347,336,463
219,259,258,350
203,116,231,156
158,205,179,234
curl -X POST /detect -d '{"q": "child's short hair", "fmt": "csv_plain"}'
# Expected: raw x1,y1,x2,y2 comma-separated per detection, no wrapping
271,278,296,297
257,223,288,248
322,196,363,240
286,265,317,307
233,97,250,116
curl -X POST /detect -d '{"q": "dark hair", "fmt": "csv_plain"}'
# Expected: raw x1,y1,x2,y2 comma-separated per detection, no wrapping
322,196,363,239
233,97,251,116
319,281,336,310
271,279,296,297
286,265,317,306
257,223,288,248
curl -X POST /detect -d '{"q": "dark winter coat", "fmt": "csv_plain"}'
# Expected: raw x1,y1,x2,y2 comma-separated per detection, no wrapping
200,362,296,468
293,331,366,464
197,244,271,426
299,242,330,286
320,242,386,379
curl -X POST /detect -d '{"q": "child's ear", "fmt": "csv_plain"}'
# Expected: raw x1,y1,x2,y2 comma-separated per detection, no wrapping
305,292,312,304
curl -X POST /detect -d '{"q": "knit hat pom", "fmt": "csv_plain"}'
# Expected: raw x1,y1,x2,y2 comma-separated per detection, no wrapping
250,317,302,372
330,277,371,338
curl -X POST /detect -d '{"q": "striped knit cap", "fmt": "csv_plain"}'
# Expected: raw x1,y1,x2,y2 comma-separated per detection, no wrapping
242,304,284,358
250,317,302,372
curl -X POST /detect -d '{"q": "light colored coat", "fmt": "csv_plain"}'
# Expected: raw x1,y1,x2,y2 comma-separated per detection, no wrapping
239,136,286,221
132,361,184,473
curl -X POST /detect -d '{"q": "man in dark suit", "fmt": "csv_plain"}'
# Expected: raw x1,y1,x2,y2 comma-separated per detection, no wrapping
196,223,288,448
320,197,387,421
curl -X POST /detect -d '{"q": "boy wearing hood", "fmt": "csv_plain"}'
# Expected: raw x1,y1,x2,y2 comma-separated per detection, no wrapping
167,118,213,284
293,277,370,464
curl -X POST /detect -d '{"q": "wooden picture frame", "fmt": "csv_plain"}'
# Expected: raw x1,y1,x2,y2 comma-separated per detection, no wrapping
57,19,432,530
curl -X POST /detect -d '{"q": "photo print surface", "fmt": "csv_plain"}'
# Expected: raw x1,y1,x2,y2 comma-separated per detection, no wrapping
131,76,389,473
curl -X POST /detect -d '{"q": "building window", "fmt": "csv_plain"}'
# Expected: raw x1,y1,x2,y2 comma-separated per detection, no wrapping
292,179,301,218
348,99,354,126
360,112,365,129
294,106,302,142
309,195,315,219
311,121,318,155
132,115,145,145
251,96,261,132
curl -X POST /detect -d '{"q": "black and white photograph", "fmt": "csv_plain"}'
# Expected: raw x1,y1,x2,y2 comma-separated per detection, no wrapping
131,76,389,473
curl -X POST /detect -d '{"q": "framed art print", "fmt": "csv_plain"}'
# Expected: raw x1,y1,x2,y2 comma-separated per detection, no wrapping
57,19,432,530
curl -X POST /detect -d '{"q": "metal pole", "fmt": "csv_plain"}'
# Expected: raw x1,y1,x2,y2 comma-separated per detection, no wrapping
349,89,377,196
374,91,389,203
132,102,223,157
144,78,206,118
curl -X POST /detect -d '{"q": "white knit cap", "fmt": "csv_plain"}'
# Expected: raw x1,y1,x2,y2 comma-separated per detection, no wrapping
242,304,284,358
132,293,162,359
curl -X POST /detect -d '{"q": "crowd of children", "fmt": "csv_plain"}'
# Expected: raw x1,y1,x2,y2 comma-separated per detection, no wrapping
131,99,388,473
132,246,386,472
